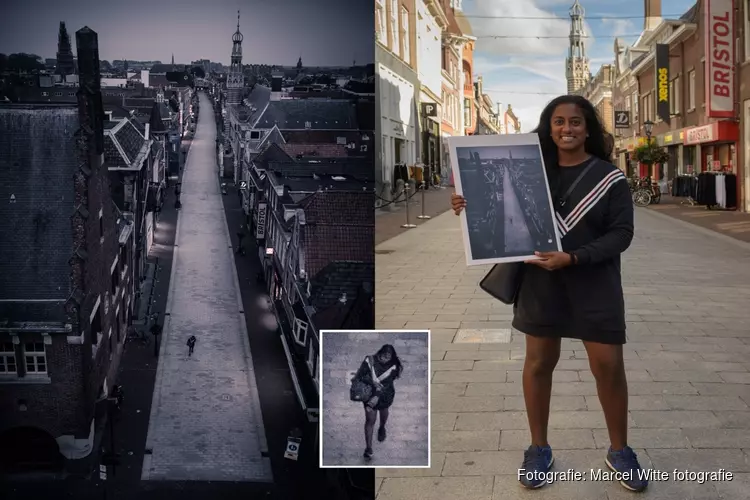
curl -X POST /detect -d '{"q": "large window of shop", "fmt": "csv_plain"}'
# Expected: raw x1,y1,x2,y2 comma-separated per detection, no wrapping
421,116,440,188
683,146,695,174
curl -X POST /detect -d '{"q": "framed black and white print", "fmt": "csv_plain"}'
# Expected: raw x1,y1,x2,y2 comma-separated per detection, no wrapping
447,133,562,266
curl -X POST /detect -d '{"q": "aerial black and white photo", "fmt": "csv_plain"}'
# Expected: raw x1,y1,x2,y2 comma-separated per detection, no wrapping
320,330,430,469
449,135,560,265
0,1,374,499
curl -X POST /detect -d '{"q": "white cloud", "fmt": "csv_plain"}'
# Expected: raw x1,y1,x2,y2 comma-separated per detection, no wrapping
467,0,595,56
473,57,567,133
487,81,564,133
600,17,635,37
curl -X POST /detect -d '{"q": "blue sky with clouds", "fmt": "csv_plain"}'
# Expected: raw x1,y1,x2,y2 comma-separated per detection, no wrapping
464,0,698,131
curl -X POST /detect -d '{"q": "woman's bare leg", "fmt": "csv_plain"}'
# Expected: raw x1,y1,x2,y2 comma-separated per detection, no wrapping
523,336,561,447
583,341,628,450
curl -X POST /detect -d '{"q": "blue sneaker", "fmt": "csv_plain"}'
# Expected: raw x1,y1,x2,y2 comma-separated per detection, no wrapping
518,445,554,489
605,446,648,492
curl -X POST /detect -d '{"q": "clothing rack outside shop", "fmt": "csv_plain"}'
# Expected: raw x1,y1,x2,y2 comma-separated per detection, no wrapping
671,170,737,211
671,174,698,206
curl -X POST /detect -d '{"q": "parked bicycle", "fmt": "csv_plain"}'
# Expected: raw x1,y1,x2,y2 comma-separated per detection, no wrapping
628,176,660,207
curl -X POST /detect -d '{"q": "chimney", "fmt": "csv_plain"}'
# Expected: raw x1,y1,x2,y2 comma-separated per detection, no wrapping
141,69,150,88
643,0,662,31
145,122,150,140
270,73,283,101
76,26,105,155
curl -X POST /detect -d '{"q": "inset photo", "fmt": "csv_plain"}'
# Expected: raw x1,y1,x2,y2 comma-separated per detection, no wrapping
319,330,430,468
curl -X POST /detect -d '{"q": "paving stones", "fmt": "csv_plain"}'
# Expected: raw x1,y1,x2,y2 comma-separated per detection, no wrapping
142,93,271,483
375,209,750,499
455,328,512,343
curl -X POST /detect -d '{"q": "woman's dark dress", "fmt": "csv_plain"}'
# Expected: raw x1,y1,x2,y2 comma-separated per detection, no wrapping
355,356,397,410
511,158,634,345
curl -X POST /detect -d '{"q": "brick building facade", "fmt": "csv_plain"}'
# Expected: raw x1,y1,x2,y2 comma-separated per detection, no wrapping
582,64,614,134
613,0,741,205
0,28,129,470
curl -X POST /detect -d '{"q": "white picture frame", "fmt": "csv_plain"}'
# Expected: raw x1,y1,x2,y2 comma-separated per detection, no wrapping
319,329,431,469
447,133,562,266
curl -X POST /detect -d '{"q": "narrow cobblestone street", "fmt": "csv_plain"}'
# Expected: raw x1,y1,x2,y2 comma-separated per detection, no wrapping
321,331,430,468
142,92,272,482
374,208,750,499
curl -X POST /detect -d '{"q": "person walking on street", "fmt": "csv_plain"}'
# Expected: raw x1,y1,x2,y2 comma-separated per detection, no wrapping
187,335,196,356
150,321,162,337
236,225,245,255
352,344,403,461
451,95,645,492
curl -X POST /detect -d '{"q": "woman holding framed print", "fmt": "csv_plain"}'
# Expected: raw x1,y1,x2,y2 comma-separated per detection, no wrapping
451,95,646,492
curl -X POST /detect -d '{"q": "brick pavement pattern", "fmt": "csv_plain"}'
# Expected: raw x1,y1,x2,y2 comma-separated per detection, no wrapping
141,92,272,482
374,208,750,499
648,195,750,244
375,187,454,245
321,331,429,467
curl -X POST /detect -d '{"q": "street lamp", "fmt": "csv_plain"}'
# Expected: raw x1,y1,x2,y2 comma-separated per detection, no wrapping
643,120,654,142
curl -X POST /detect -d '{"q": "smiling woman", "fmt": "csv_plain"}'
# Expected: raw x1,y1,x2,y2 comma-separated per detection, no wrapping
450,93,644,492
516,95,645,492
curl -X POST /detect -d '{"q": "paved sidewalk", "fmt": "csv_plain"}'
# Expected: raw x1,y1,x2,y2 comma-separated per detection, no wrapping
321,332,429,468
647,196,750,244
374,209,750,500
376,187,453,245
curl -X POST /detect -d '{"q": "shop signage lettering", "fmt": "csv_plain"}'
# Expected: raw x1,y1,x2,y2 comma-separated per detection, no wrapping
685,125,714,145
654,44,670,124
614,111,630,129
705,0,735,118
256,202,267,239
421,103,437,117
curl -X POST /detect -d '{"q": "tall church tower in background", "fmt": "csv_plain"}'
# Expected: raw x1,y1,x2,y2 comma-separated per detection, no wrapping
226,11,245,105
56,22,75,76
566,0,590,95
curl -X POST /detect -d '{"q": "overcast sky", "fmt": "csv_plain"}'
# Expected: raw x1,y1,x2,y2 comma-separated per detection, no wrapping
0,0,373,66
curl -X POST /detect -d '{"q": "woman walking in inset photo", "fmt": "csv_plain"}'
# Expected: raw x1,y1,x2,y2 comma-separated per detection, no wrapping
451,95,646,492
353,344,403,460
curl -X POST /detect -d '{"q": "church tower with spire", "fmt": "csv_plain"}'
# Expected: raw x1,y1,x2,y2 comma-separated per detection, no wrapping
565,0,590,95
226,11,245,105
56,21,75,76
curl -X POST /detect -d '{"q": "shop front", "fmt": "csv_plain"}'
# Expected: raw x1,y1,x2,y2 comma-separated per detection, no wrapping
619,136,647,177
654,129,687,189
376,61,418,195
419,96,441,188
683,121,739,173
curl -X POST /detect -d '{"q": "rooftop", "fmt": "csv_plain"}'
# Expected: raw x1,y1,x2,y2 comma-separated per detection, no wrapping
0,105,79,320
256,99,358,130
104,119,148,169
297,190,374,279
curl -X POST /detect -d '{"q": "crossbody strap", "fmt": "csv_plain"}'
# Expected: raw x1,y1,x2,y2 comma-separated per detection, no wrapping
366,356,395,383
557,158,599,208
365,356,378,381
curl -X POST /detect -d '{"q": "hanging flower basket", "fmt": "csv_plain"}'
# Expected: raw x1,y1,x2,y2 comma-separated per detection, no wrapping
633,142,670,165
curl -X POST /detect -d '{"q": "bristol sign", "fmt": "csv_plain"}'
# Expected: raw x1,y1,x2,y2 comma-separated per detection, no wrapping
704,0,735,118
